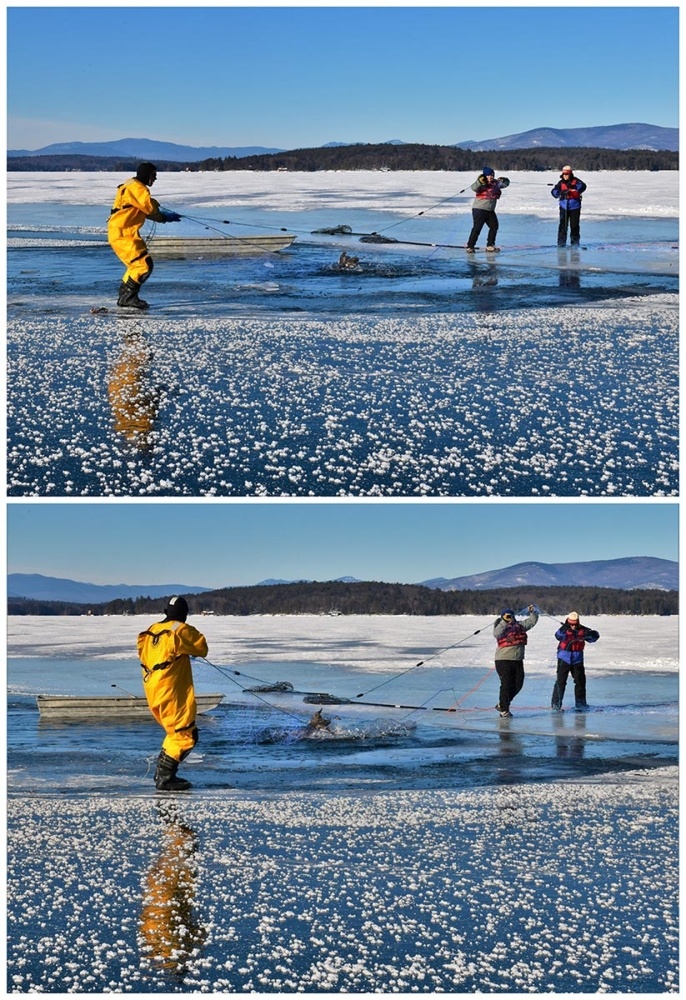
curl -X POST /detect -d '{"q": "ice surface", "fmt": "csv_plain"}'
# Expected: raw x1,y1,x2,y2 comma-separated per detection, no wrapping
7,772,679,993
6,611,679,673
7,172,678,498
8,615,678,787
7,613,678,990
6,169,679,220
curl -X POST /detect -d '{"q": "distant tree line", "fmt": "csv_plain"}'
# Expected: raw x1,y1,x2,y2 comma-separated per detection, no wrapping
7,155,185,173
194,144,678,173
7,144,678,173
7,582,677,617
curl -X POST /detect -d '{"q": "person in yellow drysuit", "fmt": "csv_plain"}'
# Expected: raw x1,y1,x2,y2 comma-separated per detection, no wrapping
137,595,208,791
108,161,181,310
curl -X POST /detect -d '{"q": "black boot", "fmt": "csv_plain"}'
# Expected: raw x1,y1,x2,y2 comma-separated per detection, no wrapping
117,278,149,310
154,751,192,791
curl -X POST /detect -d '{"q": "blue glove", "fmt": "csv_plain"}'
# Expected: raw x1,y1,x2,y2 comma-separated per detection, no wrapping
160,209,182,222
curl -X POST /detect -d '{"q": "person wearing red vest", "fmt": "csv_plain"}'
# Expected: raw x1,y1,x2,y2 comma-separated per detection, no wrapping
551,612,600,711
551,165,587,247
493,605,538,717
466,167,510,252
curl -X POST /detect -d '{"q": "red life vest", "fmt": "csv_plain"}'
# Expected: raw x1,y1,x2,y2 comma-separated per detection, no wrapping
496,621,528,648
557,626,588,653
558,179,583,199
475,180,502,202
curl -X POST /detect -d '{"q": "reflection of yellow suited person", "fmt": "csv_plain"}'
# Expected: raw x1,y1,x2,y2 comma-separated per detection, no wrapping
138,596,208,791
140,811,205,979
108,333,158,451
108,161,180,310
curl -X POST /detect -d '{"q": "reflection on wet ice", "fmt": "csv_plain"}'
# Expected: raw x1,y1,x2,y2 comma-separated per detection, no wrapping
558,247,582,289
139,801,207,983
554,709,587,759
108,332,163,453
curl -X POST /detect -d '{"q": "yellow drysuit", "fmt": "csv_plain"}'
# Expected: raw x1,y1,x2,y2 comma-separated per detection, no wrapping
108,177,166,284
138,619,208,762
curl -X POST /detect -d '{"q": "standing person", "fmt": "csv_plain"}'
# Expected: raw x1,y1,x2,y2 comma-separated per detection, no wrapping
108,162,181,310
493,605,538,717
137,596,208,791
466,167,510,253
551,165,587,246
551,612,600,711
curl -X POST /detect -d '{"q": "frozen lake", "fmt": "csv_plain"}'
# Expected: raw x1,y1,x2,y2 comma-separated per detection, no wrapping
7,171,678,497
7,613,679,992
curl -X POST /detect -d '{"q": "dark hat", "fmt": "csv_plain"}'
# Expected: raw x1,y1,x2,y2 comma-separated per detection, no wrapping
500,608,515,618
482,167,495,176
164,595,189,621
136,162,157,185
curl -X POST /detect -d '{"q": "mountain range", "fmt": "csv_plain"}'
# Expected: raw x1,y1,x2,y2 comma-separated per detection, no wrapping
7,558,677,605
421,557,678,592
7,137,283,161
7,123,677,162
454,123,678,152
6,574,212,604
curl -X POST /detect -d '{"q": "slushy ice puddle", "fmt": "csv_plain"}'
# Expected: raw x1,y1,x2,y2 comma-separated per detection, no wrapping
8,650,677,796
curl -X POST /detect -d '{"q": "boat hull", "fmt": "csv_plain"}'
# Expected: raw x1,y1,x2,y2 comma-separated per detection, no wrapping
36,693,224,719
148,235,296,258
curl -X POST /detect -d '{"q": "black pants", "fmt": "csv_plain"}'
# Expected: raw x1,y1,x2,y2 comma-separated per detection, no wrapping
496,660,525,711
468,208,499,249
551,659,587,709
557,207,581,246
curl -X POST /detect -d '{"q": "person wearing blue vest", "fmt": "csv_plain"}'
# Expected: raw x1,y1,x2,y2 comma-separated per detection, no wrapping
551,612,600,711
493,606,538,717
551,165,587,247
466,167,510,253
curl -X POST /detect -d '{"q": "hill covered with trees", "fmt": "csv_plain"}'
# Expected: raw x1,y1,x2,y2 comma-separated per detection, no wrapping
8,144,678,173
7,581,677,618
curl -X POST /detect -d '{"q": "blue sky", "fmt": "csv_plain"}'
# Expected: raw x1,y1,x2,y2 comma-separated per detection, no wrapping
6,502,678,588
7,6,678,150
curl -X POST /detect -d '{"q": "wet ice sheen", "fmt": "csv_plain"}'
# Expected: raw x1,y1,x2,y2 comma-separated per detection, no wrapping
7,773,678,993
7,303,678,497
